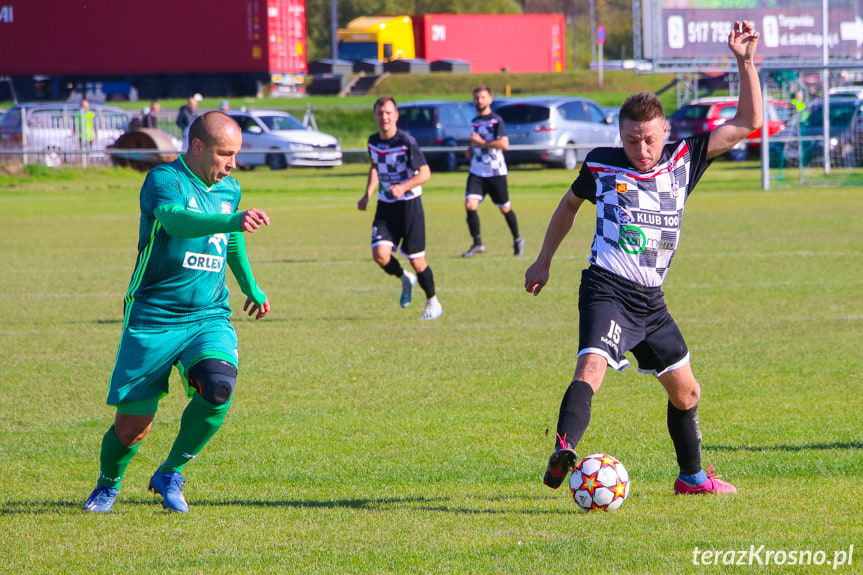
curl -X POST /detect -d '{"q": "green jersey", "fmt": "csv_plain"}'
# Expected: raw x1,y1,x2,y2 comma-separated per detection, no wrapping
124,157,261,328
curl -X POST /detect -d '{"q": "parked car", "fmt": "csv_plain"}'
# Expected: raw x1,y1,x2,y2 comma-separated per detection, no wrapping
495,96,619,170
828,86,863,100
772,100,796,124
667,97,788,161
773,97,863,168
397,100,474,172
228,109,342,169
0,101,130,167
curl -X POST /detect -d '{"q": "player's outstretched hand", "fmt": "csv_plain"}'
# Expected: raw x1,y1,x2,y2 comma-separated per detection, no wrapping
728,20,759,61
241,208,270,233
244,297,270,320
524,261,549,296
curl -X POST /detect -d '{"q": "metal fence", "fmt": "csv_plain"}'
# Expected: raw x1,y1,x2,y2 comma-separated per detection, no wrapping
0,105,132,168
761,67,863,188
1,105,612,172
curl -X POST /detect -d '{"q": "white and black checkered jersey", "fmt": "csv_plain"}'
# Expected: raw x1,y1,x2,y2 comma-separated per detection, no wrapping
368,130,428,203
470,112,508,177
570,133,713,287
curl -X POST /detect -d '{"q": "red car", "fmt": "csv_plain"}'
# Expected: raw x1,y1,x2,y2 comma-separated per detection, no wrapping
668,97,790,161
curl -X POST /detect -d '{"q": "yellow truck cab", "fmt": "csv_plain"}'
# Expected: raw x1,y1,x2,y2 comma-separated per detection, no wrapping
337,15,416,62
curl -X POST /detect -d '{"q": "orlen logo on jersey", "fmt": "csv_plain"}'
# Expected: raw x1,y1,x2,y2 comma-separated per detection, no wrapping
183,252,224,273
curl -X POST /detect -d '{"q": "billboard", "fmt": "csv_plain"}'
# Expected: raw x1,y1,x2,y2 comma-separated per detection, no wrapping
641,0,863,68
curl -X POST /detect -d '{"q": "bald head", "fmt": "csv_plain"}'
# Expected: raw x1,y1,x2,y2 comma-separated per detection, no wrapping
188,111,239,147
185,112,242,185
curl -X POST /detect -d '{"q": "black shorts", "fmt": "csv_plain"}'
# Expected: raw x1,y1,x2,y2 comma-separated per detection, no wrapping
371,197,426,258
465,174,509,207
577,266,689,375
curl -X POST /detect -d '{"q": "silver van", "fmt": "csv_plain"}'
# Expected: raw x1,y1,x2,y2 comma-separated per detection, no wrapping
496,96,620,170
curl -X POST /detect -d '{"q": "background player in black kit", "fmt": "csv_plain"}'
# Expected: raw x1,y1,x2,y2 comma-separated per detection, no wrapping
462,85,524,258
358,97,442,321
524,21,762,496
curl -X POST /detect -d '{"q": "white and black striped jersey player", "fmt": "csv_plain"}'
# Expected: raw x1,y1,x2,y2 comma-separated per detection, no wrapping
367,130,426,204
359,97,442,320
469,112,508,178
570,133,712,288
526,21,762,499
462,86,524,258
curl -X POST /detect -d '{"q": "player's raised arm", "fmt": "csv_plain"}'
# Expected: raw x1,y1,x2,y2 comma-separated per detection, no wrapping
707,20,763,160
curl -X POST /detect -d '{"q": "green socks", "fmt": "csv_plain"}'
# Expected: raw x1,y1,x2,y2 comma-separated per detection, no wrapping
159,393,230,475
95,393,230,487
96,425,140,489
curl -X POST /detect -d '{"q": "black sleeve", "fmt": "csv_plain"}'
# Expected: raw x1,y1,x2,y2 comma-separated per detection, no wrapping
407,135,428,170
684,132,714,195
568,157,597,203
494,114,507,139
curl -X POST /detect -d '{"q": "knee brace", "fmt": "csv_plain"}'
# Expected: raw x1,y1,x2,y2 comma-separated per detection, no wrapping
188,359,237,405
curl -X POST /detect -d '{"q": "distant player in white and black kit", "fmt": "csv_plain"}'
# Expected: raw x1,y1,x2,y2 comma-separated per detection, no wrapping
462,85,524,258
525,21,762,496
358,97,443,321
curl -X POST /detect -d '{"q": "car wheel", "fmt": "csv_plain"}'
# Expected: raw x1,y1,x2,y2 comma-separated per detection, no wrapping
563,145,578,170
266,152,287,171
440,139,459,172
437,150,457,172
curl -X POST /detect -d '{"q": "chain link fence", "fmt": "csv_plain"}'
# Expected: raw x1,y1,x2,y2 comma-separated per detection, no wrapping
765,69,863,187
0,103,133,168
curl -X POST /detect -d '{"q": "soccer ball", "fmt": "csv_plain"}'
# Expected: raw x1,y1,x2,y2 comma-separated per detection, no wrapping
569,453,631,512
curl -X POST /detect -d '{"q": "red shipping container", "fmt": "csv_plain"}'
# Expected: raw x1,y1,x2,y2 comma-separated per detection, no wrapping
412,14,565,74
0,0,306,76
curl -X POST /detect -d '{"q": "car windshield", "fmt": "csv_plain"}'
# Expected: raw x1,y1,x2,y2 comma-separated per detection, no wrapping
398,107,437,129
497,105,551,124
672,105,710,120
717,105,737,119
773,104,793,123
800,101,858,130
0,107,22,129
259,114,306,131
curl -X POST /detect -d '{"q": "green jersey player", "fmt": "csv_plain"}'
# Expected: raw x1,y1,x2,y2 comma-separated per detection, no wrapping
84,112,271,513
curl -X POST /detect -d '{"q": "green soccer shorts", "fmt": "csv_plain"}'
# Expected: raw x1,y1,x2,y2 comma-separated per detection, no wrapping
107,318,238,414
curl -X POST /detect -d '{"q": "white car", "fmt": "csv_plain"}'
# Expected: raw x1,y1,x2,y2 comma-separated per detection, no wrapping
0,102,130,167
228,109,342,169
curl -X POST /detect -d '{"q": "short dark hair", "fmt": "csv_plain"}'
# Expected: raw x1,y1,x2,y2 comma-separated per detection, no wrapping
473,85,491,97
618,92,665,128
374,96,397,112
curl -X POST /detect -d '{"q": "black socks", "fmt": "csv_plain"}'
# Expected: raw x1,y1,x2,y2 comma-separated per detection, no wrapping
556,379,594,450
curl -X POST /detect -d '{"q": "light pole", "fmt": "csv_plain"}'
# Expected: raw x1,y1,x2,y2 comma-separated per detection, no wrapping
331,0,338,60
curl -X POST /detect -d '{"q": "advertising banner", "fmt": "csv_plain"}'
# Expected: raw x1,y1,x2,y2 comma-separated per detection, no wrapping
643,0,863,64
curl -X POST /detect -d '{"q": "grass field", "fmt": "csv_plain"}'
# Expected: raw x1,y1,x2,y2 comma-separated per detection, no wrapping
1,161,861,574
